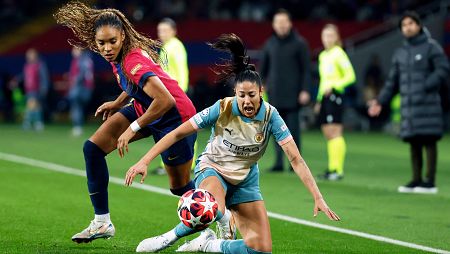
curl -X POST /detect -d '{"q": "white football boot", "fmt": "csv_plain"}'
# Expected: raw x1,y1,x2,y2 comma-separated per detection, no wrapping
72,220,115,243
176,228,217,252
136,233,177,252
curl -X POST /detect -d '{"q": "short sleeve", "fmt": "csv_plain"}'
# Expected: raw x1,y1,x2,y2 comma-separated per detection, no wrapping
269,108,293,145
189,100,221,130
124,50,157,88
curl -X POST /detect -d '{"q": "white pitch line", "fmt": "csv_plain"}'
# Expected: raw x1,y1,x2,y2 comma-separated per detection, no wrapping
0,152,448,254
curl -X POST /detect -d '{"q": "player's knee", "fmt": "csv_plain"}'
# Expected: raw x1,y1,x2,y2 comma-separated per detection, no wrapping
83,140,106,158
244,235,272,253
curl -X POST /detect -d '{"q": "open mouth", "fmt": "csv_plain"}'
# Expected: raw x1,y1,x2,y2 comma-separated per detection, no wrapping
243,106,254,115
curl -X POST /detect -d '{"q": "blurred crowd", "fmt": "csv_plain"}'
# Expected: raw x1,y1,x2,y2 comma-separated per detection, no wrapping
0,0,434,35
95,0,433,22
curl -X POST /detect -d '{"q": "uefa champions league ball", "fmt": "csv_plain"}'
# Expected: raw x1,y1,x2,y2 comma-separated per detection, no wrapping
177,189,219,230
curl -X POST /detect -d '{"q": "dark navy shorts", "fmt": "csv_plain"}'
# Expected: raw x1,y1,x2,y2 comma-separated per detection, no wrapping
318,92,344,125
119,104,196,166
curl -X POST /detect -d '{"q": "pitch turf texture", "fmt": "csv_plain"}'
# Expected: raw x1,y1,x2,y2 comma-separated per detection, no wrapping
0,124,449,253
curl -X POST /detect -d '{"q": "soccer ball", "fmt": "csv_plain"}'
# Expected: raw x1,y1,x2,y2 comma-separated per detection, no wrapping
177,189,219,230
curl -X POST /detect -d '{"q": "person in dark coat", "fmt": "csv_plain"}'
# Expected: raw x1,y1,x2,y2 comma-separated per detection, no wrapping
369,11,449,194
259,9,311,172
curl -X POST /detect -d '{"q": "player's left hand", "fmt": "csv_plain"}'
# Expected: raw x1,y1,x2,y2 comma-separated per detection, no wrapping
125,160,148,186
313,197,340,221
117,128,135,158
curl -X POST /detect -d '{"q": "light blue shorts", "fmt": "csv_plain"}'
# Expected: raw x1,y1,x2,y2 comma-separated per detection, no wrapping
194,165,263,207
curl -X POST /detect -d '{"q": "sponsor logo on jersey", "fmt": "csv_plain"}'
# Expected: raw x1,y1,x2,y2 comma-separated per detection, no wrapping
254,132,264,143
280,124,287,132
222,139,260,156
130,63,142,75
224,128,233,135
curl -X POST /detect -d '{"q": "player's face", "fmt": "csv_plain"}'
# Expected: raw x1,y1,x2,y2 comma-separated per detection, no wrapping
273,13,292,38
95,25,125,62
157,23,175,43
235,81,262,118
321,28,338,49
401,17,421,38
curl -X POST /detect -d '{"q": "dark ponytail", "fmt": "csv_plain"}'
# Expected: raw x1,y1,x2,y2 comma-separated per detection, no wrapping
209,33,261,86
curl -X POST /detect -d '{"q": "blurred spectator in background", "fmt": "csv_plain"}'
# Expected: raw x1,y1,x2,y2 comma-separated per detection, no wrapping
315,24,356,181
363,54,388,130
260,9,311,172
68,46,94,137
363,54,383,103
155,17,190,174
19,48,49,131
368,11,449,194
0,72,14,122
158,18,189,93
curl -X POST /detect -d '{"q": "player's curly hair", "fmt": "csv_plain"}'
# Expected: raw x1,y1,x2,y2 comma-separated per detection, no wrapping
209,33,261,86
54,1,161,65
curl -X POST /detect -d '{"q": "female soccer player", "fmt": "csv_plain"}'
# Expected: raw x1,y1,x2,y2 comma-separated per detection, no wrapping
315,24,356,181
54,2,199,243
125,33,340,253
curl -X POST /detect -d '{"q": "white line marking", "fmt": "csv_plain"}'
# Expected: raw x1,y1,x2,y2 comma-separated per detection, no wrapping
0,152,448,254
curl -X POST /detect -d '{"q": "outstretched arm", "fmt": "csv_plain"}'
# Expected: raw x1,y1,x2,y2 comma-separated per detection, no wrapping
281,140,340,221
124,120,197,186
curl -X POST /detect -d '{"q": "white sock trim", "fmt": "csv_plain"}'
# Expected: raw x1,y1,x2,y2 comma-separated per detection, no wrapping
94,213,111,223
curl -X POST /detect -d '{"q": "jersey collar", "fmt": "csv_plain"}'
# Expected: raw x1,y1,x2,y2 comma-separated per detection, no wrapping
232,97,266,121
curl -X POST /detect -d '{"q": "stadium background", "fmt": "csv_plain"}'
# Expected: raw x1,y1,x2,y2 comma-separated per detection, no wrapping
0,1,449,253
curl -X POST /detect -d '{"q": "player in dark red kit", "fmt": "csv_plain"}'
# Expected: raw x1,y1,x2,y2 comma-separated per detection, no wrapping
54,1,198,243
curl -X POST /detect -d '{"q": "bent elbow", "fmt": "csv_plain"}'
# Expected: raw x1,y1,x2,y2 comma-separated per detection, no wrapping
166,95,176,108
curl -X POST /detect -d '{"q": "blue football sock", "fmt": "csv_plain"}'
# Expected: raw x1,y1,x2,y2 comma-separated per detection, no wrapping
83,140,109,215
174,209,224,238
221,240,272,254
170,180,195,196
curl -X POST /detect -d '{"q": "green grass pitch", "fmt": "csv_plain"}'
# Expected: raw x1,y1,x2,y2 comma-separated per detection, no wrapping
0,124,449,253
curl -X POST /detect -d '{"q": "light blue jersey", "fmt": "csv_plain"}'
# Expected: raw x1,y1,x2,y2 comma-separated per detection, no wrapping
189,97,292,184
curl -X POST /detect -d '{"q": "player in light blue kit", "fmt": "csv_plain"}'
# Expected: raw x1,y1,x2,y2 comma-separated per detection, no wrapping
125,34,340,253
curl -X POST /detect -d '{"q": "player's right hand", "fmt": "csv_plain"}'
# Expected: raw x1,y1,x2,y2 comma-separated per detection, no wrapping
125,160,149,186
314,197,340,221
95,101,120,120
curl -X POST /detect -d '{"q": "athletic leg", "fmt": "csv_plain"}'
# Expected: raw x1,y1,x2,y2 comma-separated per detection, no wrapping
177,201,272,254
320,123,345,179
135,174,227,252
72,112,146,243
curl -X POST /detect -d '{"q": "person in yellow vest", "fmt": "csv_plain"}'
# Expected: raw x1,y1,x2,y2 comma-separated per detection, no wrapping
155,18,194,174
315,24,356,180
158,18,189,92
